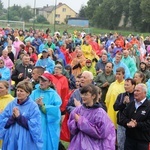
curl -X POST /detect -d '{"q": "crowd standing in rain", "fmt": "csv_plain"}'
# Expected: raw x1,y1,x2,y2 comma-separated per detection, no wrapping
0,26,150,150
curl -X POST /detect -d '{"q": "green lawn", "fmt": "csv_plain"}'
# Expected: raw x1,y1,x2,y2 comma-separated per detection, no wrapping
25,23,150,37
61,140,69,149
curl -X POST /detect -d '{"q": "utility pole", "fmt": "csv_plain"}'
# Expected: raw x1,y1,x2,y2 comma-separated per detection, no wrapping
54,0,57,33
33,0,36,29
7,0,10,24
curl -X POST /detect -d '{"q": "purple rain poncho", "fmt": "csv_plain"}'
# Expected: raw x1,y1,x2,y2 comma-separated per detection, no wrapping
68,105,116,150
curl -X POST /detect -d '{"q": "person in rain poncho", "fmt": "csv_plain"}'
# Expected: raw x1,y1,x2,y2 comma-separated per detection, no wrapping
68,84,116,150
30,72,62,150
0,81,43,150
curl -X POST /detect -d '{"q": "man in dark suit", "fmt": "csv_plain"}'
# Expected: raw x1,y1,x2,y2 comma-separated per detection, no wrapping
119,83,150,150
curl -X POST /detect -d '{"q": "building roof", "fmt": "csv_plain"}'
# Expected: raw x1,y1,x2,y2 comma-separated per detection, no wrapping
38,3,77,14
41,5,55,12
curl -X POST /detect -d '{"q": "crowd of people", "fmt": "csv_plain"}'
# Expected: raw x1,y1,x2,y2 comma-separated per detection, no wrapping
0,26,150,150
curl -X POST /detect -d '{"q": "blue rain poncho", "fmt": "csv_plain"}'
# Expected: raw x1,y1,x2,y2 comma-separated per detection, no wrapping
0,97,43,150
30,87,62,150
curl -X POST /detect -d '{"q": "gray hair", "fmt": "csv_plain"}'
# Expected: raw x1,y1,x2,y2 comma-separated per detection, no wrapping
54,64,62,70
136,83,147,94
82,71,94,80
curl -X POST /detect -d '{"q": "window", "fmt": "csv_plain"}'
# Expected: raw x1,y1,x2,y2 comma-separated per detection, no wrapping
62,8,66,12
55,14,60,18
66,15,71,18
55,21,60,24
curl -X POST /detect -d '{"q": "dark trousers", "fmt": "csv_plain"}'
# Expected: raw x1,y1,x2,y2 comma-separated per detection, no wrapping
124,137,149,150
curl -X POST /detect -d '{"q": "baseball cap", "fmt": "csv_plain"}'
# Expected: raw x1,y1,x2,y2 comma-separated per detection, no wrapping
39,73,52,82
86,59,92,63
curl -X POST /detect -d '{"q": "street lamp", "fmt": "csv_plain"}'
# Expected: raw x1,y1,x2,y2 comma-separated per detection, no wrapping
54,0,57,33
33,0,36,29
7,0,10,24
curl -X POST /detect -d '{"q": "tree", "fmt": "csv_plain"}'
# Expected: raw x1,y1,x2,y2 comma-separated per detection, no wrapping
140,0,150,31
121,0,130,27
93,0,114,29
129,0,142,31
85,0,103,20
0,15,7,20
5,5,33,22
83,0,124,29
0,0,3,15
36,15,49,24
21,6,33,22
78,5,86,18
110,0,123,29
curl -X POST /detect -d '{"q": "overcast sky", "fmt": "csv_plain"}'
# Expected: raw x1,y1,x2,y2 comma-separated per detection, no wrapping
2,0,89,13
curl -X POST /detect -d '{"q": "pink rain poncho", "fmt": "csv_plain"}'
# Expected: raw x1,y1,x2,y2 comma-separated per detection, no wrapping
68,105,116,150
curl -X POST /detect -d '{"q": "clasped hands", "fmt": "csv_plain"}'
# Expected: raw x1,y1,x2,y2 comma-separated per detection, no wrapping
127,119,137,128
13,107,20,118
36,97,44,107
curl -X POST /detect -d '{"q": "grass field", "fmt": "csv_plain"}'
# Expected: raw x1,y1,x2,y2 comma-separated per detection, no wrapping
61,140,69,149
25,23,150,37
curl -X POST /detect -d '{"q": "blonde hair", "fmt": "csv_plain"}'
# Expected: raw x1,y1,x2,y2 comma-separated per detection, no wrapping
0,59,4,63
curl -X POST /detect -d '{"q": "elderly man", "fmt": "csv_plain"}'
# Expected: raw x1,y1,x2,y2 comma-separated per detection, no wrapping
66,71,93,113
119,83,150,150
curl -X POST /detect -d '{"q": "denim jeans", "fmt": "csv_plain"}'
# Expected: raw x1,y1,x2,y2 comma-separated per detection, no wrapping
117,124,126,150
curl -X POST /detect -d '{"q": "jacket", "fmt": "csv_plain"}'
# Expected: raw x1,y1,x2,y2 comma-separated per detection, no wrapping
94,71,115,101
0,67,11,81
68,105,116,150
0,97,43,150
30,87,62,150
119,99,150,142
113,92,134,125
11,63,33,85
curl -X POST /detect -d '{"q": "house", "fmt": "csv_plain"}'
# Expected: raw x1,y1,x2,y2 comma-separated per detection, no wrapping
38,3,77,24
